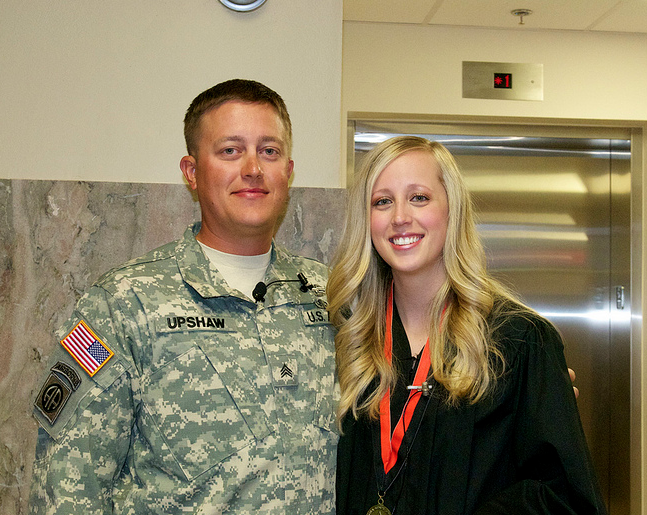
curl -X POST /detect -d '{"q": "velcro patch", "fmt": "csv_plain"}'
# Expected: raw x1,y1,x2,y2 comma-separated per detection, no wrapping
60,320,114,377
271,358,299,388
34,360,82,425
301,307,329,327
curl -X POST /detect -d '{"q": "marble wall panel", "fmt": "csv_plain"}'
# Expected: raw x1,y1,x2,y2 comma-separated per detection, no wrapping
0,179,346,514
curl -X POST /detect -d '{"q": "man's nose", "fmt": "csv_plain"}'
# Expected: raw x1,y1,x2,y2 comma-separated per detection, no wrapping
242,154,263,178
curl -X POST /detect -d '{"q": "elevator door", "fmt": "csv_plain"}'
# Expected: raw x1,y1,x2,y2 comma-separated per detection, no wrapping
352,122,632,514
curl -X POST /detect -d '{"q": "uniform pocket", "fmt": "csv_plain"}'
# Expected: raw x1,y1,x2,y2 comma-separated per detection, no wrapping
311,325,339,434
144,346,256,481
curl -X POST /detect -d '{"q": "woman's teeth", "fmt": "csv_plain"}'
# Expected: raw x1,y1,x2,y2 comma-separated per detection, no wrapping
391,236,421,246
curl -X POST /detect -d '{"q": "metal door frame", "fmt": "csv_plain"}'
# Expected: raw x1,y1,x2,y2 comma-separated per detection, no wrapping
347,113,644,514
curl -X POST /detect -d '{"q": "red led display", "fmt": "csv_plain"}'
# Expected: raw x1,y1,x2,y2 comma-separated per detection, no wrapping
494,73,512,89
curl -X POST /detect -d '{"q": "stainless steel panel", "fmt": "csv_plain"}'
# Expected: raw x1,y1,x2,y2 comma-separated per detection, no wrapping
352,123,633,514
609,145,632,514
462,61,543,101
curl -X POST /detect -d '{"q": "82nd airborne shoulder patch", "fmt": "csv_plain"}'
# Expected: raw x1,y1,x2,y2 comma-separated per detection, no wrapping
35,361,82,425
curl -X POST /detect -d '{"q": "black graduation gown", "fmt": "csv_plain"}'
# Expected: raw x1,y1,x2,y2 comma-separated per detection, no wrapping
336,304,607,515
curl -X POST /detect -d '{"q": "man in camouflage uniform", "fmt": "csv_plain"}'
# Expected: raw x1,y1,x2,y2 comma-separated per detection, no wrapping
29,79,338,514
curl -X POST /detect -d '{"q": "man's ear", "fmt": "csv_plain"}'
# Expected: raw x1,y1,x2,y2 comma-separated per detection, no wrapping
180,156,198,190
287,159,294,180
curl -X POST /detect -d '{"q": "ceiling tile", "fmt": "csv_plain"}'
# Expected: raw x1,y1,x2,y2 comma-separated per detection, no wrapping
588,0,647,32
429,0,622,31
343,0,647,33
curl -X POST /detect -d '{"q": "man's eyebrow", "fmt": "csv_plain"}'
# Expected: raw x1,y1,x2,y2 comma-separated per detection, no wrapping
214,136,284,145
259,136,284,145
214,136,245,144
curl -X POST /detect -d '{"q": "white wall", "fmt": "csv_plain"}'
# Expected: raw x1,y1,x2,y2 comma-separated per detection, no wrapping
343,22,647,121
0,0,343,188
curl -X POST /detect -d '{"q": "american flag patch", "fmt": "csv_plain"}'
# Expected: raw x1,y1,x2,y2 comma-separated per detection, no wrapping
60,320,114,377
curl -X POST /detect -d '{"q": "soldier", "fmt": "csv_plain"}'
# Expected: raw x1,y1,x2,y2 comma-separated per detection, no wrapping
30,79,338,514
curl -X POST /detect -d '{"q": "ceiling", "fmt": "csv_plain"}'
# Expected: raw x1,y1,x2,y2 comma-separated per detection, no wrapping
343,0,647,34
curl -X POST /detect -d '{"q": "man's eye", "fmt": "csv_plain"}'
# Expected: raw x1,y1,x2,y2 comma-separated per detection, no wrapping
223,148,236,155
263,148,278,156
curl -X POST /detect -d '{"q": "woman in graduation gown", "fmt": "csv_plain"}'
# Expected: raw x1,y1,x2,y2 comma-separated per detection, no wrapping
327,136,606,515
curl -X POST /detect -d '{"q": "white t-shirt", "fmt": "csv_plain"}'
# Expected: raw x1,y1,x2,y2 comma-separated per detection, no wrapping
198,241,271,300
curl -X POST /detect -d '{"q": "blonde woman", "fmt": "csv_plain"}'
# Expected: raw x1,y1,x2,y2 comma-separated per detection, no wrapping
328,136,605,515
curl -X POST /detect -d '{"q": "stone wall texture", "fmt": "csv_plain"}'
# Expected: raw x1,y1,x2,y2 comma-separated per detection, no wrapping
0,179,345,514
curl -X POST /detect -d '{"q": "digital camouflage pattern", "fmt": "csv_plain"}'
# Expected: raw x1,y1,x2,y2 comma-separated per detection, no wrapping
30,223,338,514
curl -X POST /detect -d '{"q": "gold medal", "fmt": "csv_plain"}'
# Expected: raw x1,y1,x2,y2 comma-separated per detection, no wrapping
367,493,392,515
366,504,392,515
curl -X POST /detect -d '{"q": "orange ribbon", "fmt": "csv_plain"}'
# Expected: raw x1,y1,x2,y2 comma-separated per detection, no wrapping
379,284,431,474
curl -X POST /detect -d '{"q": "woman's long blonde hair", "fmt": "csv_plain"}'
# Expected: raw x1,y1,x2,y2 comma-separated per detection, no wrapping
328,136,518,423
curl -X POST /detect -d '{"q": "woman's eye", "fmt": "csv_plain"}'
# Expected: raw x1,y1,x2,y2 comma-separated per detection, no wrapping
373,198,391,206
412,194,429,202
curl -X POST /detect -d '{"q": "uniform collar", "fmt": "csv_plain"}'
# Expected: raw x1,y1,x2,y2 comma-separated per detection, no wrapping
263,245,326,306
176,223,320,305
175,223,238,299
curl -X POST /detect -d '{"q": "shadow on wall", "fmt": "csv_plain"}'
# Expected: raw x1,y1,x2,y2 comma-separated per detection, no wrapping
0,179,345,515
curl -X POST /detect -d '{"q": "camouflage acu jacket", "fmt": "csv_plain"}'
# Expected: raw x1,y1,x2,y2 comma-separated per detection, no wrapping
30,223,338,514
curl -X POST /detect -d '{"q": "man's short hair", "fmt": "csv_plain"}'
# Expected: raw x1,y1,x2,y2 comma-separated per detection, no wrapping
184,79,293,158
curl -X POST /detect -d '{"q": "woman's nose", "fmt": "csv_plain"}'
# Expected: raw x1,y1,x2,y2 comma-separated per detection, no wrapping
391,202,411,226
